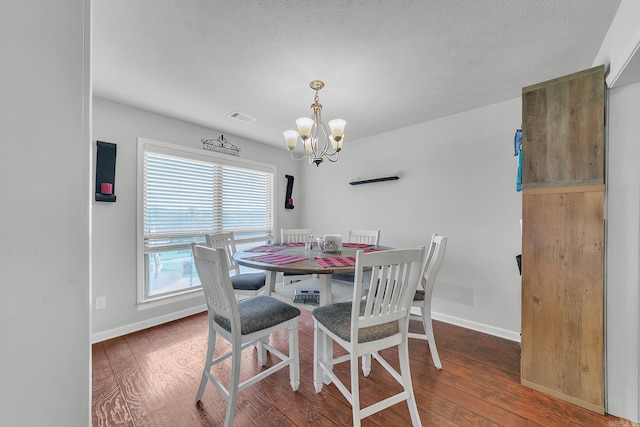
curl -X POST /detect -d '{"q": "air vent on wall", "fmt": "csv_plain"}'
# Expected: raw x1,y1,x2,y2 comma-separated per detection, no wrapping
227,111,257,123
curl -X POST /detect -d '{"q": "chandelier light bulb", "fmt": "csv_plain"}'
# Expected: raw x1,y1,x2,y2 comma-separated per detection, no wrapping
328,119,346,142
283,130,299,151
295,117,314,139
331,136,344,151
304,136,314,153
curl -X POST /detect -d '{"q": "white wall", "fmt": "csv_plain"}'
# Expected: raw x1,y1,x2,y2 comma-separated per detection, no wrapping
594,1,640,421
299,98,523,340
0,0,91,425
606,81,640,422
91,97,302,340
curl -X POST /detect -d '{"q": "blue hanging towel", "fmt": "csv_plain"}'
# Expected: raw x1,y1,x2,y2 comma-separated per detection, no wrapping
514,129,523,192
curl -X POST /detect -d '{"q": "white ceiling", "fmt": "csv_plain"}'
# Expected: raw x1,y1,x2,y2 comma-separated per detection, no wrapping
92,0,622,149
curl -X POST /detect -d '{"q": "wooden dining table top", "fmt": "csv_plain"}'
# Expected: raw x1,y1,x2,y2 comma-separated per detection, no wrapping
233,243,389,275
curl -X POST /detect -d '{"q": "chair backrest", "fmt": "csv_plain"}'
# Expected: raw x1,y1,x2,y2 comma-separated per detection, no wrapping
348,229,381,245
420,234,447,297
205,231,240,276
352,247,426,332
281,228,312,243
191,243,239,331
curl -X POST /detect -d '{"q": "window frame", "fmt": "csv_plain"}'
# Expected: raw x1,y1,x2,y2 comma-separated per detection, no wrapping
136,137,276,306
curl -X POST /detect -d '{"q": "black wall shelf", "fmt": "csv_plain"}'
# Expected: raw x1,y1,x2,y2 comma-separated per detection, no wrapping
95,140,117,202
349,175,399,185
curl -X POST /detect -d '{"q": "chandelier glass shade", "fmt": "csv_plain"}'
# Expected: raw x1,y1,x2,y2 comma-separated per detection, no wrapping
283,80,346,166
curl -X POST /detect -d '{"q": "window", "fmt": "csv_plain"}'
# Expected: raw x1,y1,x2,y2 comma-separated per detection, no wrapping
137,138,274,304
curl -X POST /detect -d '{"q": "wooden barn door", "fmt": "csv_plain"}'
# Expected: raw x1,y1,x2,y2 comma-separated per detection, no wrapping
520,65,605,413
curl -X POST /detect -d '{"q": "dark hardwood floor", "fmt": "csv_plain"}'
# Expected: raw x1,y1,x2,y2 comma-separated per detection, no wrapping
92,309,631,426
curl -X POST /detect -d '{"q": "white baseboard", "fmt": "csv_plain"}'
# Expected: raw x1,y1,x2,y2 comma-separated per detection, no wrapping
410,307,521,343
91,304,207,344
93,305,520,344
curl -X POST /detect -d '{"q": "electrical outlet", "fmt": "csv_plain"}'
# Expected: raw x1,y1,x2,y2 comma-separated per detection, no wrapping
95,296,106,310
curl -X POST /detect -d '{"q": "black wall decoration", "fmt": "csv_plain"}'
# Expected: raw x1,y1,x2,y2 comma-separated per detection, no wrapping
349,175,399,185
95,140,117,202
285,174,295,209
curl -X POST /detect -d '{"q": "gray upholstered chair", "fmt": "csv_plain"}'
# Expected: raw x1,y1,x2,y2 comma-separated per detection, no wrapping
192,244,300,427
205,231,267,297
409,233,448,369
312,247,425,427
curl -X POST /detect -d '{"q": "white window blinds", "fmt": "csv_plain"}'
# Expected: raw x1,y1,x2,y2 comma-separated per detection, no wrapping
218,166,273,233
144,154,215,237
143,151,273,250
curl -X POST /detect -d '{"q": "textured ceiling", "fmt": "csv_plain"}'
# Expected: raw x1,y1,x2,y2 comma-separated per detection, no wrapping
92,0,622,149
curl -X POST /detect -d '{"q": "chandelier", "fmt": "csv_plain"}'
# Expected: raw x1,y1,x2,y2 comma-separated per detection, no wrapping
283,80,346,166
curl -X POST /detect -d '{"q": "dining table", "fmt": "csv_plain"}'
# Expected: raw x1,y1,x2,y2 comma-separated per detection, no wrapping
233,241,387,306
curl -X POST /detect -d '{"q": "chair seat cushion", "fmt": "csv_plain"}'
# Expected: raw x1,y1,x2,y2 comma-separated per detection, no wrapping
312,302,398,343
231,272,266,291
215,295,300,335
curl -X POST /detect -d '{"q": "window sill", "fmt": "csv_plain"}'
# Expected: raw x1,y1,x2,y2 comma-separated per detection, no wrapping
138,287,204,310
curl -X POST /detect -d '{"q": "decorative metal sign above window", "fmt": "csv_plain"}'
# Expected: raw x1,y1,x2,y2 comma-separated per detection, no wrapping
201,134,241,157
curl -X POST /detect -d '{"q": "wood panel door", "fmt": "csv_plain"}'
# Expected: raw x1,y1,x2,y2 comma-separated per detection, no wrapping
521,186,604,412
522,66,605,188
520,65,605,414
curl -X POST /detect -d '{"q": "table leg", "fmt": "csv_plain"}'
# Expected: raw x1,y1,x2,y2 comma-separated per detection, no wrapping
319,274,332,306
266,271,277,296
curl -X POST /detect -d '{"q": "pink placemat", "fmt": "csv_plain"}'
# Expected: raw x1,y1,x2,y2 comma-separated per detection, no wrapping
248,254,306,265
342,243,373,249
315,257,356,268
246,245,286,253
284,242,305,247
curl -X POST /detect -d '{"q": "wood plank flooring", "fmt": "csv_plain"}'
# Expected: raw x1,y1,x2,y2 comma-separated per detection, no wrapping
92,310,631,426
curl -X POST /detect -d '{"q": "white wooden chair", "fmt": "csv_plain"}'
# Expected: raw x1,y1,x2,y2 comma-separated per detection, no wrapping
192,244,300,427
205,231,267,297
281,228,313,244
312,247,426,427
409,234,448,369
332,229,380,283
347,229,380,245
280,228,313,285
